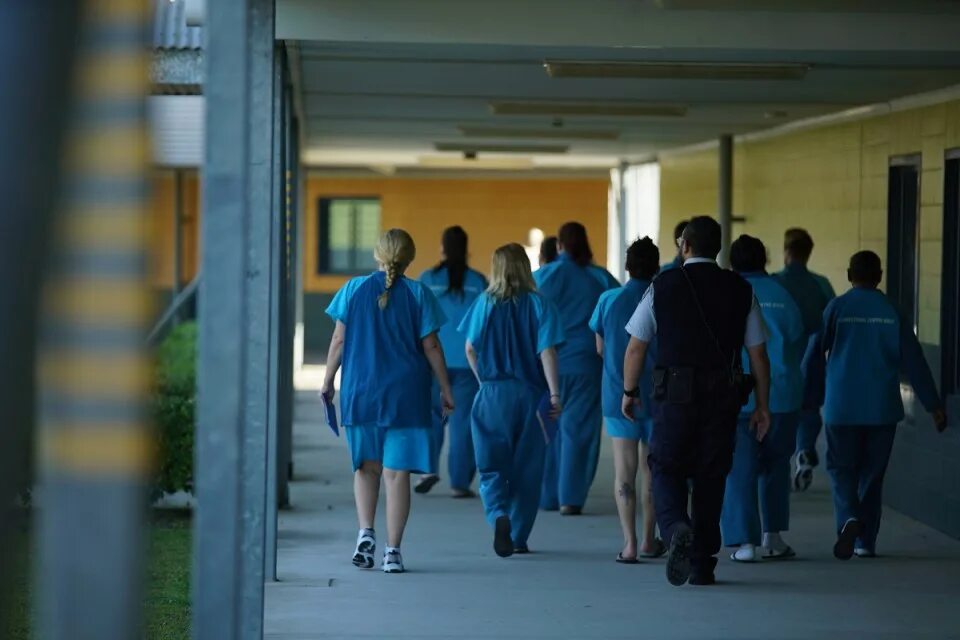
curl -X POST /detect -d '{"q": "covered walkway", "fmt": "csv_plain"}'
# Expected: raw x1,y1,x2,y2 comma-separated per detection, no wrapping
265,378,960,640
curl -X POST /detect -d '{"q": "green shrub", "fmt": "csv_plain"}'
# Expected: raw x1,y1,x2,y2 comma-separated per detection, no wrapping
152,322,197,499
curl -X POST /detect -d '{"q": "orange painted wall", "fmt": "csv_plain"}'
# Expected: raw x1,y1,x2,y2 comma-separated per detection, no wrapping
302,175,609,293
149,169,201,289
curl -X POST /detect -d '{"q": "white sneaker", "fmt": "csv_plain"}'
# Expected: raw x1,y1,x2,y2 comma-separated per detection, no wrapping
352,528,375,569
382,548,404,574
854,547,877,558
731,543,760,562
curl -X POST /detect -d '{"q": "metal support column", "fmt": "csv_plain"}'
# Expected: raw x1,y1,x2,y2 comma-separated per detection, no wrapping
277,69,296,507
193,0,275,637
265,44,286,583
37,2,152,639
718,134,734,267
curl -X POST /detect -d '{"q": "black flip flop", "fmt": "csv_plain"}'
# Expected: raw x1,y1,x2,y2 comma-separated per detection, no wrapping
414,475,440,494
638,539,667,559
616,552,640,564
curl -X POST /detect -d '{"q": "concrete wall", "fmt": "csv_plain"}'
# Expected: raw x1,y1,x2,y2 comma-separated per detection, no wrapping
659,99,960,538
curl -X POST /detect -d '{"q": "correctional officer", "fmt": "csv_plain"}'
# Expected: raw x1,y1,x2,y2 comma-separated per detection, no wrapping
416,226,488,498
536,221,619,515
805,251,947,559
659,220,688,274
774,228,834,491
622,216,772,586
722,235,806,563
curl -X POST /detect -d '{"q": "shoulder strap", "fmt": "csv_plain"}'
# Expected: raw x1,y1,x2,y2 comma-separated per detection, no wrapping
679,266,738,369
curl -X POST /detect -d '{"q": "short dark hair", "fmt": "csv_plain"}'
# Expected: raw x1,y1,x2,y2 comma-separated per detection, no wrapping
848,250,882,286
729,234,767,273
673,220,689,242
539,236,558,264
784,228,814,262
681,216,722,259
558,221,593,266
625,237,660,280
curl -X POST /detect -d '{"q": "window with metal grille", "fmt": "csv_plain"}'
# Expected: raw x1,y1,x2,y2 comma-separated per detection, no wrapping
316,197,381,274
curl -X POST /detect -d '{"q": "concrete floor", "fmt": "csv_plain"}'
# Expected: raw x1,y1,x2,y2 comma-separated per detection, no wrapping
265,388,960,640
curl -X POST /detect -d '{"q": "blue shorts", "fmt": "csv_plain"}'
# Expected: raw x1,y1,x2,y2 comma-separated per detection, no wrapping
345,425,433,473
605,416,652,443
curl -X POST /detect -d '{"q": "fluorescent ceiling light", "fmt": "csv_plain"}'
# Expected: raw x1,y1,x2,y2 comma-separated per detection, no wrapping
434,142,569,154
489,101,687,117
543,60,810,81
418,156,535,170
458,126,619,141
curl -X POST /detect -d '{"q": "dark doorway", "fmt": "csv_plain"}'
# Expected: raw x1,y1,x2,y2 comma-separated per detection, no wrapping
942,153,960,397
887,155,921,333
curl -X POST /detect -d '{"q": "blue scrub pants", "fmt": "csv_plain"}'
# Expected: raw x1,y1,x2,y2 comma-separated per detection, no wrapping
471,380,545,547
795,408,823,463
540,372,602,510
825,424,896,553
429,369,480,489
721,412,799,546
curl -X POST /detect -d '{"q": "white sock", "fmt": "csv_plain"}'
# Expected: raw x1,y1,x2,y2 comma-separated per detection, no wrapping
359,528,375,537
733,543,757,561
763,532,787,552
385,546,400,555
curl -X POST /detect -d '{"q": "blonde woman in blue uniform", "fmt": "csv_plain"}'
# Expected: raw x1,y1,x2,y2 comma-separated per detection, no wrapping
536,222,619,515
590,237,665,562
416,226,488,497
459,243,564,556
320,228,454,574
722,235,806,562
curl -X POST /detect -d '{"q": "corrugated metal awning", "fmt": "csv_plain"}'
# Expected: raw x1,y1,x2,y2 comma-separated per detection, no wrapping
153,0,202,51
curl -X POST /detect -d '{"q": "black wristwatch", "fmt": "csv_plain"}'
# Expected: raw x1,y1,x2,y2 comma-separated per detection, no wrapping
624,387,641,399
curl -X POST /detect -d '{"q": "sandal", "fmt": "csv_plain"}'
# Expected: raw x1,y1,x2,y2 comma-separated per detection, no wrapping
616,552,640,564
637,539,667,559
762,545,796,560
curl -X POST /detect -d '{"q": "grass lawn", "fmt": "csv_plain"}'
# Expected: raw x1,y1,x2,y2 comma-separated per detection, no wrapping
4,509,192,640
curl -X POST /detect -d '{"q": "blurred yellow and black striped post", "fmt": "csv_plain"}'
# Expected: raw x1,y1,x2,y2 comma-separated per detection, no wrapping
36,1,152,639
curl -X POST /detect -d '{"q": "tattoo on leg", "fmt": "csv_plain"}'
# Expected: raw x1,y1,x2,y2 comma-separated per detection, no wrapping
618,482,636,501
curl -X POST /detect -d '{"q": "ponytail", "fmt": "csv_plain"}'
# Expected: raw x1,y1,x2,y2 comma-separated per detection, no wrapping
434,225,469,297
373,228,416,309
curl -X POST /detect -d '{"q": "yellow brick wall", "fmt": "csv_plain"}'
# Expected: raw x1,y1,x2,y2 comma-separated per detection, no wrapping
302,176,609,293
659,99,960,346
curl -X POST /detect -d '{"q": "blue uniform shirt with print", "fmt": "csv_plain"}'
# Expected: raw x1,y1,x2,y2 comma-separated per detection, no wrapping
808,287,941,426
458,292,564,391
534,254,619,375
739,273,806,414
589,278,656,420
419,265,488,370
326,272,446,429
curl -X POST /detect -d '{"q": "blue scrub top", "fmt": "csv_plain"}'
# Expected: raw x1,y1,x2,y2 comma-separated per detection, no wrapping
419,265,488,370
326,271,446,429
458,291,564,392
534,254,619,375
589,278,656,420
774,263,834,336
738,273,806,414
810,287,941,426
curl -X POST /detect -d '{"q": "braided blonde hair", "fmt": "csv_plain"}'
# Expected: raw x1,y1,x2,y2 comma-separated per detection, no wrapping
487,243,536,301
374,228,416,309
